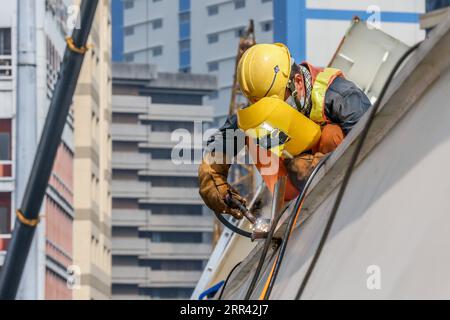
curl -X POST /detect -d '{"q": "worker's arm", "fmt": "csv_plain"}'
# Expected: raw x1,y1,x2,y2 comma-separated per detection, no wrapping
198,115,247,219
204,114,246,157
325,77,373,134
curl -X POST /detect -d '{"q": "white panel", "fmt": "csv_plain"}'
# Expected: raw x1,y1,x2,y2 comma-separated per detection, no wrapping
307,19,424,66
306,20,351,66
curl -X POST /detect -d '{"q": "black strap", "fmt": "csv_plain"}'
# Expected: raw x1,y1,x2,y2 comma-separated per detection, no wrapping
263,65,280,98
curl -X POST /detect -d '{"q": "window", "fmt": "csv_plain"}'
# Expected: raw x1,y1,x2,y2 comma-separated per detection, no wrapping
180,49,190,69
141,204,203,216
145,120,194,132
112,198,138,209
207,5,219,16
112,227,138,238
261,21,273,32
0,119,12,178
179,12,190,24
149,148,173,160
112,113,139,124
0,28,11,55
152,46,163,57
112,141,138,152
209,91,219,100
235,27,246,38
112,256,139,267
112,169,138,181
179,39,190,51
179,0,191,12
112,284,139,295
208,61,219,72
152,18,163,29
124,54,134,62
0,193,11,235
207,33,219,44
140,259,204,271
144,176,198,188
235,0,246,9
179,66,191,73
141,231,205,243
124,26,134,36
139,287,193,299
0,120,11,161
124,0,134,9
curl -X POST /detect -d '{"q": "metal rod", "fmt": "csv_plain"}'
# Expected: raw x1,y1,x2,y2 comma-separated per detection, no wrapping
0,0,99,300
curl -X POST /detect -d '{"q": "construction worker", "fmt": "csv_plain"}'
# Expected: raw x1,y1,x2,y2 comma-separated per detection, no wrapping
198,43,372,219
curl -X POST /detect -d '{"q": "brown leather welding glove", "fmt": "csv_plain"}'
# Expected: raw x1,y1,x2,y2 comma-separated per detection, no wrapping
198,153,246,220
285,152,325,189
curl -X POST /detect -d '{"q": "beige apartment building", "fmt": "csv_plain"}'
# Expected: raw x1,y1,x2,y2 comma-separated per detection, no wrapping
72,0,113,300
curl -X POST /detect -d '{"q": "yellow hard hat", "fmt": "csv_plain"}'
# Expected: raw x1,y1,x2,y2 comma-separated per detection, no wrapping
237,43,292,103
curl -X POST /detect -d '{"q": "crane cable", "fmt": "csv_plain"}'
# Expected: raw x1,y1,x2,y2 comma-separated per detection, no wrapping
244,204,289,299
244,155,330,299
218,261,242,300
259,155,330,300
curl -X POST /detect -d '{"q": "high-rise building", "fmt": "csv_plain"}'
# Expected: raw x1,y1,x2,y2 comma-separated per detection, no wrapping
0,0,75,300
0,0,112,300
112,0,425,118
113,0,273,117
72,0,113,300
274,0,425,65
111,63,216,300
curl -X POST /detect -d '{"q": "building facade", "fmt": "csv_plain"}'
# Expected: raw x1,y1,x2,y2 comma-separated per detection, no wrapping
0,0,112,300
274,0,425,65
72,0,113,300
0,0,75,300
112,0,425,118
111,63,216,300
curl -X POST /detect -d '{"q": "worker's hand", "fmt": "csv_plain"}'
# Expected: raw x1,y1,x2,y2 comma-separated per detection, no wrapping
198,153,246,220
285,152,325,184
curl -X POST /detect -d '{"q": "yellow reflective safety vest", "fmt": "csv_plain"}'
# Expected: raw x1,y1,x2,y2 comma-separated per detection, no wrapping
309,68,343,124
237,97,322,158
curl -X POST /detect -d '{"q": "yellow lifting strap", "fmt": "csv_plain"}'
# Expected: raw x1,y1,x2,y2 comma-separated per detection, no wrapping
65,36,91,54
16,209,40,228
309,68,343,124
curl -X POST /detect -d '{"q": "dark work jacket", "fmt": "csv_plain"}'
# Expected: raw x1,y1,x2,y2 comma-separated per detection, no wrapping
206,76,372,158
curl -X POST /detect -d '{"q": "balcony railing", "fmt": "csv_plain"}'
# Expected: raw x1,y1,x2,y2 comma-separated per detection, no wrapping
112,266,202,286
112,181,201,202
0,56,12,80
112,238,211,258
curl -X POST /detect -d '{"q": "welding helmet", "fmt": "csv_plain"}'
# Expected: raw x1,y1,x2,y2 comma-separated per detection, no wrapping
237,97,321,158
